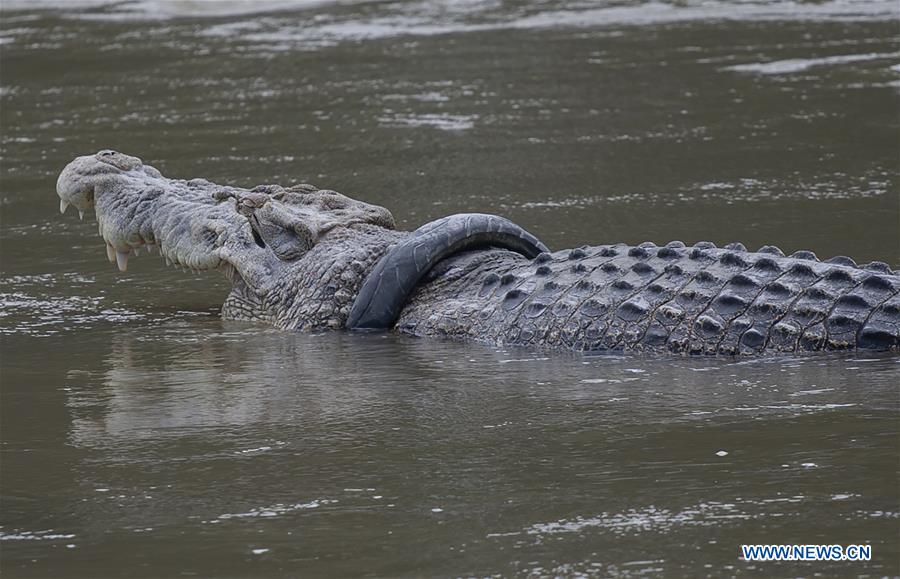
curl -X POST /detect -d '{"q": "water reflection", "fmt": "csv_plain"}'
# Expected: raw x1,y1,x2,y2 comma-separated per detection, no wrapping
46,323,899,576
67,323,899,449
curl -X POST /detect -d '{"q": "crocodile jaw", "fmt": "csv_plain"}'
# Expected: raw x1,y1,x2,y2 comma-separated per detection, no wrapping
56,150,397,325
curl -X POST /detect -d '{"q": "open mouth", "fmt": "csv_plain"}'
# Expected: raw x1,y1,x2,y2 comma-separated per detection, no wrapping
55,150,397,300
56,150,260,284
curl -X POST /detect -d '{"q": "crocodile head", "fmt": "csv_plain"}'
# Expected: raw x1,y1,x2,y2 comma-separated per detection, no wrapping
57,150,398,328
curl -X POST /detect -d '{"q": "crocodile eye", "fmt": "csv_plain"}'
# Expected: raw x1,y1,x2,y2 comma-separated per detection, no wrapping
248,203,314,261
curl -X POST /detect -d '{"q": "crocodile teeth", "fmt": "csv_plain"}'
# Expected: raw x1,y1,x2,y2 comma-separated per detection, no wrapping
106,243,116,263
133,248,140,257
165,258,172,266
116,250,129,272
59,199,69,214
145,244,154,255
78,210,84,220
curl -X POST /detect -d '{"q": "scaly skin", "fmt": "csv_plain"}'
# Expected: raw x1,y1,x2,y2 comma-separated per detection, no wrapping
397,245,900,354
56,151,900,353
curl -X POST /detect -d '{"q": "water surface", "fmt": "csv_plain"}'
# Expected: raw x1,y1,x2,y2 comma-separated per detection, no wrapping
1,0,898,576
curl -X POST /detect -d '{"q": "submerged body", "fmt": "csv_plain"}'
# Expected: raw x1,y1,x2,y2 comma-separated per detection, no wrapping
56,151,900,354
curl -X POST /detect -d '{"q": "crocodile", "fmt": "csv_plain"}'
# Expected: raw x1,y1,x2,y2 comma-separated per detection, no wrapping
56,150,900,354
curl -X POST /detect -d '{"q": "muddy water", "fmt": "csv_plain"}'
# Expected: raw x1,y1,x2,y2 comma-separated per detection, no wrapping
1,1,898,576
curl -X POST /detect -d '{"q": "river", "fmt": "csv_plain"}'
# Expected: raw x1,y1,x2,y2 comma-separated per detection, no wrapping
1,0,898,576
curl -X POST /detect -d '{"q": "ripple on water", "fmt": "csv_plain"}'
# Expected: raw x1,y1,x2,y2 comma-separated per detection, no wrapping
377,113,476,131
494,171,891,211
0,273,185,336
203,498,338,524
7,0,896,31
496,492,848,542
0,292,147,337
725,51,900,75
519,501,752,537
0,529,76,541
